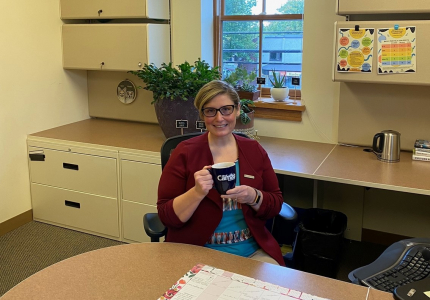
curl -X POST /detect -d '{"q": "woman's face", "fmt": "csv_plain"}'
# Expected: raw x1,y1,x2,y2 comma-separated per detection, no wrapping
202,94,240,138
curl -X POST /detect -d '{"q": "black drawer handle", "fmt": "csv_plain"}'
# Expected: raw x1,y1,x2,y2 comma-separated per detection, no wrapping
65,200,80,209
63,163,79,170
29,153,45,161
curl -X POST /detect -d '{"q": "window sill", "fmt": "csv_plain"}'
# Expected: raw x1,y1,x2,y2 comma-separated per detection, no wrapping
253,98,306,122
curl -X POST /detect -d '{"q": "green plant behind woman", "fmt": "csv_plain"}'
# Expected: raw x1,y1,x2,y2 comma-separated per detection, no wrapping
129,59,221,103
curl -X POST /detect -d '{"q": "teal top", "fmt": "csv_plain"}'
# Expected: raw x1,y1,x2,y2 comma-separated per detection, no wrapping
204,160,259,257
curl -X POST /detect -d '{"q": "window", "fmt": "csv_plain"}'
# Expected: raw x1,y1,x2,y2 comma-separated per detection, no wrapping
214,0,304,92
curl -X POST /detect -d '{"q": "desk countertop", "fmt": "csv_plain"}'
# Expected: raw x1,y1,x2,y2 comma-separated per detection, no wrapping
29,118,430,196
0,243,394,300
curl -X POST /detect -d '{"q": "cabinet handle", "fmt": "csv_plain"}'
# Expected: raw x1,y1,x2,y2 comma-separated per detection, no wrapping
29,153,45,161
100,62,105,69
98,9,103,16
63,163,79,171
65,200,80,209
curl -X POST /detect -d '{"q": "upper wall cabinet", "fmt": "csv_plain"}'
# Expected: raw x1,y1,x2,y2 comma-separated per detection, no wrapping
60,0,169,20
62,24,170,71
337,0,430,15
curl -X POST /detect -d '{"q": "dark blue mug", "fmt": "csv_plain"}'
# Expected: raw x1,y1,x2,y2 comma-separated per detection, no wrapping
209,162,236,195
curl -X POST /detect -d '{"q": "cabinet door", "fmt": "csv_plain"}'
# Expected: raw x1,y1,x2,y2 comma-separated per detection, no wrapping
62,24,170,71
121,159,161,205
60,0,169,19
337,0,430,14
122,200,157,242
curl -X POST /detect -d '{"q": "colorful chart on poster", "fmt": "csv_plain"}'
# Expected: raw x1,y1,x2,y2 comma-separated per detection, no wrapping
158,264,331,300
336,28,374,73
377,26,416,74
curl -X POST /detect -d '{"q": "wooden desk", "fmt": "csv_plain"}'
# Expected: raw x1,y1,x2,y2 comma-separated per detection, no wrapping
315,145,430,196
0,243,394,300
29,118,430,241
30,118,430,196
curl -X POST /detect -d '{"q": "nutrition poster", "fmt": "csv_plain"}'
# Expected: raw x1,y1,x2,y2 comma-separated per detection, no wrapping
377,26,416,74
336,28,374,73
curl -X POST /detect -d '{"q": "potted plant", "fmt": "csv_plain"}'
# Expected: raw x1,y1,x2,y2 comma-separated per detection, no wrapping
269,69,289,101
234,98,256,138
129,59,221,138
224,66,260,101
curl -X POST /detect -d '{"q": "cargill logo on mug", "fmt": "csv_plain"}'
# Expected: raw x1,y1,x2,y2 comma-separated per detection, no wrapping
217,173,236,182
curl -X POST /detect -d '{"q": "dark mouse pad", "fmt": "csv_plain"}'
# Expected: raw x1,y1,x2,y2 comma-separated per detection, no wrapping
394,277,430,300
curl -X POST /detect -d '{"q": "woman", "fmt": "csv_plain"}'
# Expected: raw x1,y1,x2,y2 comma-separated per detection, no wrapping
157,80,285,266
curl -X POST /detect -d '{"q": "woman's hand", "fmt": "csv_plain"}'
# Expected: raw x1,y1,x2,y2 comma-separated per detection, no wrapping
193,166,213,197
222,185,256,205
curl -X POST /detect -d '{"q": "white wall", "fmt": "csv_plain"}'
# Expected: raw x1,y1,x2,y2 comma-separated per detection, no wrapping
0,0,89,223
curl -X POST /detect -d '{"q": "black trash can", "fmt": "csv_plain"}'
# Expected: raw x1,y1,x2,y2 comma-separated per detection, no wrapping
292,208,347,278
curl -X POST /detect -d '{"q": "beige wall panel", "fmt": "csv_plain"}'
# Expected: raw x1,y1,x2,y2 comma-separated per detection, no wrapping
121,160,161,205
337,0,430,15
338,82,430,150
62,24,170,71
122,200,157,242
363,188,430,238
171,0,207,65
319,181,364,241
254,0,344,143
29,147,117,198
333,21,430,85
88,71,158,123
32,183,119,238
0,1,88,224
60,0,169,19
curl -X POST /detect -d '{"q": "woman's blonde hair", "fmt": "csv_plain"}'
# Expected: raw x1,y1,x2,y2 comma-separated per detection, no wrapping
194,80,240,119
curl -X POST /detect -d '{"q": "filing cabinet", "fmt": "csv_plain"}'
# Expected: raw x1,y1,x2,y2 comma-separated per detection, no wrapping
60,0,170,20
27,140,120,240
120,152,161,243
62,24,170,71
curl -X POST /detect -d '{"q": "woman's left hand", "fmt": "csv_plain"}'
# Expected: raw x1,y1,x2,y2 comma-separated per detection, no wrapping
221,185,256,205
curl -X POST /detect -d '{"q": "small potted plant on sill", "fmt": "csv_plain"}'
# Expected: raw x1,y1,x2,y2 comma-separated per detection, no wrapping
224,66,260,101
234,98,257,138
129,59,221,138
269,69,289,102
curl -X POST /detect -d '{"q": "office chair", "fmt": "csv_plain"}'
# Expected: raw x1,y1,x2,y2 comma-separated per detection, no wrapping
143,132,298,243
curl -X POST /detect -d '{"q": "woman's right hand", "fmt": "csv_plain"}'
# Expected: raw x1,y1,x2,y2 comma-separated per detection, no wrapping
194,166,213,197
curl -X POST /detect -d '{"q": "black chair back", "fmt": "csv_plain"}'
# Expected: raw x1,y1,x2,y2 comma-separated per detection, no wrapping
160,132,249,169
161,132,204,170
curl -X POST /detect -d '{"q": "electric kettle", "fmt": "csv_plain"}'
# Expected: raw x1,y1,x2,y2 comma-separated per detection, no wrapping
372,130,401,162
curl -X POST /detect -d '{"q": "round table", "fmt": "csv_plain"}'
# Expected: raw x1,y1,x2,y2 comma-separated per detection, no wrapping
1,243,393,300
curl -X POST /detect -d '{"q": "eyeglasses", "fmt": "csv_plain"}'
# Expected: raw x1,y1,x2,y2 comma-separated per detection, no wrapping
201,105,235,117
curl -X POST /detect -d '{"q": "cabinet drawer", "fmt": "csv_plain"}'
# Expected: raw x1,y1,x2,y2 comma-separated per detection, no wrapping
60,0,169,19
122,200,157,242
31,183,119,238
29,147,117,198
62,24,170,71
121,159,161,205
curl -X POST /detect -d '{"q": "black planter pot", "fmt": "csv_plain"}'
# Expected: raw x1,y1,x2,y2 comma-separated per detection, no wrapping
154,97,202,139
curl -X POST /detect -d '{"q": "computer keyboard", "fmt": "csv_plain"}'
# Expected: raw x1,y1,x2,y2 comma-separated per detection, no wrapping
362,245,430,293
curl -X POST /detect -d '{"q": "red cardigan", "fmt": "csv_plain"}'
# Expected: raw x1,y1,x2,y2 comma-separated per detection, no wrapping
157,133,285,266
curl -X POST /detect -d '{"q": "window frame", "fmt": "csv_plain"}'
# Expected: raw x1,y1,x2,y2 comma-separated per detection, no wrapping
213,0,304,100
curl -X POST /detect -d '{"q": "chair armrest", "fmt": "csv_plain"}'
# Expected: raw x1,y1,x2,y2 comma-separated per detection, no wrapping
279,202,298,223
143,213,167,242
